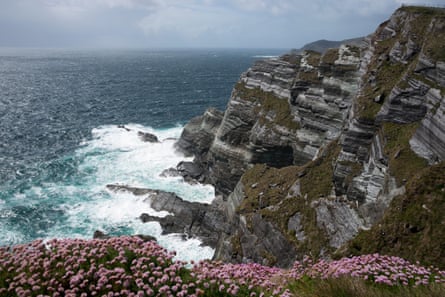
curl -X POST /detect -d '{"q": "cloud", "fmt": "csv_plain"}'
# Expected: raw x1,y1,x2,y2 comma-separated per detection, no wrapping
138,5,237,37
0,0,442,48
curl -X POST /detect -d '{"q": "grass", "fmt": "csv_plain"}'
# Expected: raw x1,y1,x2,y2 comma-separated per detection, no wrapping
234,81,299,131
297,70,320,84
305,50,322,67
287,276,445,297
342,162,445,269
355,6,445,120
382,122,428,186
321,48,339,65
238,141,341,258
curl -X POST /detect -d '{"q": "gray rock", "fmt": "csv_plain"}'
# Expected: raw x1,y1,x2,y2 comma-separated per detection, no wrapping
107,184,227,248
175,107,223,157
93,230,110,239
137,131,159,143
287,212,305,241
314,199,365,248
177,161,205,183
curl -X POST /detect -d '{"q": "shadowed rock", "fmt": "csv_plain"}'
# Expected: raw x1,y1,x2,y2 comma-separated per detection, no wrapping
138,131,159,143
106,184,227,247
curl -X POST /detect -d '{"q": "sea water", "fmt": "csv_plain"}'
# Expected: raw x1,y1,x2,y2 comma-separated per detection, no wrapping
0,48,284,261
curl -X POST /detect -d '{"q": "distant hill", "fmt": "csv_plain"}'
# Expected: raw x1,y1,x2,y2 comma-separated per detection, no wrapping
295,37,365,54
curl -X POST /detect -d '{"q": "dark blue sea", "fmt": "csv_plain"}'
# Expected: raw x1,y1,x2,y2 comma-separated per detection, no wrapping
0,48,284,260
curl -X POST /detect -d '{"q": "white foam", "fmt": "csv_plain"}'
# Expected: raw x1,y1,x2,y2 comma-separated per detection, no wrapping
52,124,216,262
159,234,215,263
77,124,215,203
1,124,216,262
252,55,279,58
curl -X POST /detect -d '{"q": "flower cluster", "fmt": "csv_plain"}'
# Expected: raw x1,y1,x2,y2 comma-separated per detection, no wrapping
0,237,192,297
192,261,288,296
0,237,444,296
287,254,445,286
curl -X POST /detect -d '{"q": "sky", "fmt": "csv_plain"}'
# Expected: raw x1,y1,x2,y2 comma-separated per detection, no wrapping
0,0,443,49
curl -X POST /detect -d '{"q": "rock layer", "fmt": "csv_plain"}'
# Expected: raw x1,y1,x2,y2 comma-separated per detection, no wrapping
171,6,445,268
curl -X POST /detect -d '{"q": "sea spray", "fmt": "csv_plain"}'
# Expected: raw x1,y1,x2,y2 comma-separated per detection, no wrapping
0,124,215,261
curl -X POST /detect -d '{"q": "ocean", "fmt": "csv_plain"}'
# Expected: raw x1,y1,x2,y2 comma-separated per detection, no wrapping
0,48,284,261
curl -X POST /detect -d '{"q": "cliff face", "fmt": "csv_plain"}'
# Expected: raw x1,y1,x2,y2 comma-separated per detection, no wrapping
177,45,361,196
175,6,445,268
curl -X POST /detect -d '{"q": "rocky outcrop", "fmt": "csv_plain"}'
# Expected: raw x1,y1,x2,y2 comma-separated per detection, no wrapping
137,131,159,143
175,107,223,159
177,44,361,197
214,180,297,267
170,6,445,268
106,184,227,247
160,161,207,184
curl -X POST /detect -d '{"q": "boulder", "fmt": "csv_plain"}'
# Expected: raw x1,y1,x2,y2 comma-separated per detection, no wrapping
137,131,159,143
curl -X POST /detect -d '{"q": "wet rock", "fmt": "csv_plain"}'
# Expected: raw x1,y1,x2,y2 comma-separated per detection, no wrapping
137,131,159,143
93,230,110,239
177,161,205,183
107,184,227,248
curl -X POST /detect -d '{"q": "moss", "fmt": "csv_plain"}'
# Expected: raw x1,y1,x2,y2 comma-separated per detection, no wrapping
260,249,278,266
233,81,264,102
239,141,341,259
382,122,428,186
286,276,445,297
299,141,341,200
322,48,339,65
341,162,445,269
305,50,322,67
345,45,361,58
281,53,302,65
399,5,445,16
425,28,445,61
297,70,320,84
402,7,445,62
235,81,299,131
230,232,243,258
240,164,300,213
259,92,300,131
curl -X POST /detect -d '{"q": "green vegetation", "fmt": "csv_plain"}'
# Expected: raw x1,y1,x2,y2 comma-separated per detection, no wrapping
234,81,299,131
287,276,445,297
342,162,445,269
239,141,341,258
382,122,428,186
399,6,445,61
321,48,340,65
345,45,361,58
400,5,445,15
356,6,445,120
356,59,405,120
297,70,320,84
299,141,341,200
305,50,322,67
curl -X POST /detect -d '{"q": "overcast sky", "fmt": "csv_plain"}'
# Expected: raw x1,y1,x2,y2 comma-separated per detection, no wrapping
0,0,443,49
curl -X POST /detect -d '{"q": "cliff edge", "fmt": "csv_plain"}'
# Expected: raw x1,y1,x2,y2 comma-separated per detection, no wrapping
175,6,445,268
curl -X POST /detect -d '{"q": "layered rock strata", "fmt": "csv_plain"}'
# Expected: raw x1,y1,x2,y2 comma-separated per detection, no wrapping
170,6,445,268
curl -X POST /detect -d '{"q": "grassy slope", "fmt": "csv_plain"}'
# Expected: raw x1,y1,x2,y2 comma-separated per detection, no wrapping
239,142,341,259
343,162,445,269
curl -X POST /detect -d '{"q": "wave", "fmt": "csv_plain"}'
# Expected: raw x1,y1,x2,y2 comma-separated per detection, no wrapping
252,55,279,58
0,124,215,262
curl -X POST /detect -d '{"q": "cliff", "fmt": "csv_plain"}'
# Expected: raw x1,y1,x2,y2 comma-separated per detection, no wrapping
174,6,445,268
